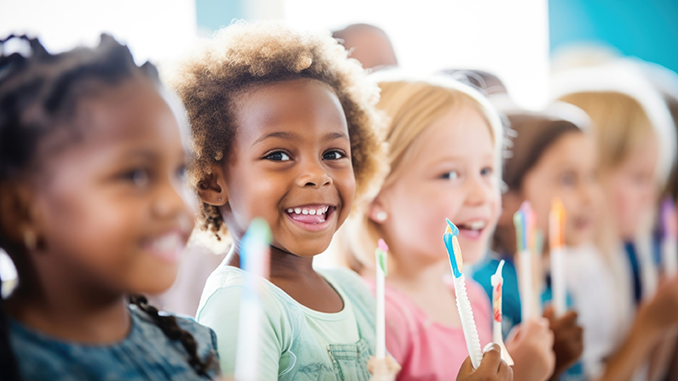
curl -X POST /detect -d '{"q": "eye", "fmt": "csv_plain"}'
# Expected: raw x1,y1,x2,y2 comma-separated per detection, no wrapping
264,151,291,161
322,150,346,160
176,164,187,181
559,172,576,187
480,167,493,176
122,168,150,188
441,170,460,180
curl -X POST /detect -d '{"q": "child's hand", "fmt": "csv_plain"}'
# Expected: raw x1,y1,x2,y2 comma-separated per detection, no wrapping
638,275,678,336
543,306,584,380
505,318,555,381
456,343,513,381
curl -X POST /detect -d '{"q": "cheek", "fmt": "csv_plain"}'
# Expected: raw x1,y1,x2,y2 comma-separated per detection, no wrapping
386,184,465,260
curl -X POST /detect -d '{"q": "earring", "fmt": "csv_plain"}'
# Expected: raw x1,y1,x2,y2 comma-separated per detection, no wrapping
23,230,37,251
218,198,222,202
375,211,388,222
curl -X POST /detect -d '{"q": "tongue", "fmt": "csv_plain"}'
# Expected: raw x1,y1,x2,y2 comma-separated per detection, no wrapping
288,213,326,224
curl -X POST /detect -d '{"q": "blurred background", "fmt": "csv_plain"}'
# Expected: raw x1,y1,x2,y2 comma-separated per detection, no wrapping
1,0,677,303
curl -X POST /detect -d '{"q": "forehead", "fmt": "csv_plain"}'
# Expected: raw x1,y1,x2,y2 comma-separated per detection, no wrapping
415,105,494,161
232,78,348,144
35,80,181,165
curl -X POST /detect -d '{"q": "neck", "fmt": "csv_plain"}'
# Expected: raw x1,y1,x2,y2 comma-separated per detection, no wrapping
383,249,451,294
226,239,317,280
6,275,130,344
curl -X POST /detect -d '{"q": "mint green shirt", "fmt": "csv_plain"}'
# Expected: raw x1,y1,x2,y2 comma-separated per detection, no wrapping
197,265,377,380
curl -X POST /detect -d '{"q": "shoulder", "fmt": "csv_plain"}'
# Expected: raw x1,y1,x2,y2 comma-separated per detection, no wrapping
8,321,74,379
317,267,375,310
131,306,219,359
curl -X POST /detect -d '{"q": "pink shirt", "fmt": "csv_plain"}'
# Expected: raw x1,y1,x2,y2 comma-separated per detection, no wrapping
365,277,492,381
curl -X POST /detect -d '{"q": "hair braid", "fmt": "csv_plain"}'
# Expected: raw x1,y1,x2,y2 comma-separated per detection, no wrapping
128,295,217,378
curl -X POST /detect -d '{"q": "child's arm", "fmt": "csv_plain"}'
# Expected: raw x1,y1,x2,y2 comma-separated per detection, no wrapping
543,306,584,380
505,317,555,381
595,276,678,381
197,286,288,380
457,343,513,380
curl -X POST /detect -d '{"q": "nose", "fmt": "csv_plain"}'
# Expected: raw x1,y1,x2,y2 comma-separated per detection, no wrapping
295,158,333,189
465,173,491,206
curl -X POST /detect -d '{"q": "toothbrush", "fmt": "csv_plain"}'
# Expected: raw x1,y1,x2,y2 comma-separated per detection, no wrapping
491,260,515,366
662,197,678,278
443,219,483,369
532,229,545,317
514,201,536,321
235,219,271,381
549,198,567,317
375,239,389,360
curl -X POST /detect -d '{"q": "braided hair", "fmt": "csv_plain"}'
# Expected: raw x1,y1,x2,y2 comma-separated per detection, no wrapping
0,34,215,378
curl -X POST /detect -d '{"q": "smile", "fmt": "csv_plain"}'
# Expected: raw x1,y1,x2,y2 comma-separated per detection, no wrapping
285,204,337,232
140,230,186,263
456,219,488,240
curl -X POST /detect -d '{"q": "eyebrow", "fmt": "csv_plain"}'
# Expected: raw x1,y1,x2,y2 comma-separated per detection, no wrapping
251,131,349,147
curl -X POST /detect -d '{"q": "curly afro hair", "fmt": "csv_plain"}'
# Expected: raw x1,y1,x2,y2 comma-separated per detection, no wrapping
167,21,386,239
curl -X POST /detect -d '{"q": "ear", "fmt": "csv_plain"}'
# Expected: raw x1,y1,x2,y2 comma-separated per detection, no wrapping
498,190,523,227
367,192,389,224
197,164,229,206
0,182,39,246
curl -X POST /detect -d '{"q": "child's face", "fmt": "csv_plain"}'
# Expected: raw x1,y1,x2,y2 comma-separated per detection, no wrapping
604,135,659,240
28,80,193,295
220,79,355,257
375,105,500,265
521,132,600,247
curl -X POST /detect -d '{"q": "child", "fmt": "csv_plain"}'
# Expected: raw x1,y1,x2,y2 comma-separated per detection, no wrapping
339,73,545,380
477,110,593,380
0,34,219,380
553,60,678,380
170,22,510,381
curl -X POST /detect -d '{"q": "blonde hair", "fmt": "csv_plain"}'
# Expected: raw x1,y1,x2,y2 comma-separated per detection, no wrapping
560,92,655,174
340,76,503,272
167,21,386,240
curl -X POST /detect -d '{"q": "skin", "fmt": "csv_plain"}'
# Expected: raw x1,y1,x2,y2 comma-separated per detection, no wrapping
367,105,520,379
498,132,595,379
200,78,355,313
0,79,193,344
334,24,398,70
601,135,659,241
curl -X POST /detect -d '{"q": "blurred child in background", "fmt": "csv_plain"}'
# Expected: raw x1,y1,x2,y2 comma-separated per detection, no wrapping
0,34,220,380
554,60,678,381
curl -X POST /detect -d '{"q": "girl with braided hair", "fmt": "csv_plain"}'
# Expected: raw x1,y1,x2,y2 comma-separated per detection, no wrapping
0,34,219,380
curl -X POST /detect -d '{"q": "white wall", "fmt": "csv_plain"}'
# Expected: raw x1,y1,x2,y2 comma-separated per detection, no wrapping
282,0,550,110
0,0,198,66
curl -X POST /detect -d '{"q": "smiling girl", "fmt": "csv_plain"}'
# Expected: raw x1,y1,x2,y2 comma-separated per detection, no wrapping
339,74,545,380
169,22,387,380
0,35,219,380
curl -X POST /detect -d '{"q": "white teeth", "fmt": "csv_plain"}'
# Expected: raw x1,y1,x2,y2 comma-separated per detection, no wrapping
467,221,486,231
286,206,331,215
151,234,182,252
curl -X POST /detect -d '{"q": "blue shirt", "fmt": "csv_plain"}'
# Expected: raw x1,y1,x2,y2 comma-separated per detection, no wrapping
9,305,220,381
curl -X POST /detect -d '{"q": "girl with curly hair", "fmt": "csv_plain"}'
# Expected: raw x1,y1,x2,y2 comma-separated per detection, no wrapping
168,21,391,380
0,34,219,380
